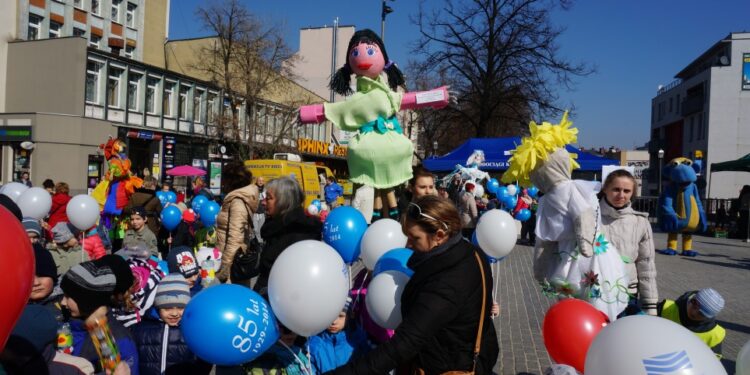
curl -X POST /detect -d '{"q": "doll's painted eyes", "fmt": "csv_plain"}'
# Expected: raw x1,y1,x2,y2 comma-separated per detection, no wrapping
351,49,359,57
367,47,375,56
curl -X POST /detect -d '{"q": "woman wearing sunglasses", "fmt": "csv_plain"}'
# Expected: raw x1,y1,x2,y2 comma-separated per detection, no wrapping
332,195,498,374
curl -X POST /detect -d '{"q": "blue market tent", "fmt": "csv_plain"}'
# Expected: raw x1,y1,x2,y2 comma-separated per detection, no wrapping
423,137,618,172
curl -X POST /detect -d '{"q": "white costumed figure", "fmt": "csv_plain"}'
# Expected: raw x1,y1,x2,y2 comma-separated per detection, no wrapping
442,149,491,188
502,112,629,321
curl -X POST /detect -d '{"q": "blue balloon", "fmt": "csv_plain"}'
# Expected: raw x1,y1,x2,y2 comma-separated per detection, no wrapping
323,206,367,264
487,178,500,194
471,231,480,247
487,256,506,264
496,186,509,198
192,195,208,212
160,205,182,231
373,248,414,277
156,191,167,206
515,208,532,222
200,201,221,227
502,195,518,210
182,284,280,366
311,199,322,210
165,191,177,204
527,186,539,198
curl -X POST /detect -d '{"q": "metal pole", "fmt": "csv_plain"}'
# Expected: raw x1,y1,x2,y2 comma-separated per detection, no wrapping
658,158,663,196
380,0,386,40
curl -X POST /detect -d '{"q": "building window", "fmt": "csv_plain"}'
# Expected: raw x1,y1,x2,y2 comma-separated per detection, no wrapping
91,0,100,15
73,27,86,37
163,81,175,117
28,15,42,40
126,3,137,28
49,21,62,38
193,89,204,122
107,67,123,108
111,0,122,23
124,45,135,59
146,77,159,114
178,86,190,120
74,0,83,8
85,60,103,104
89,35,101,48
207,94,217,124
676,94,680,114
668,97,673,113
127,73,141,111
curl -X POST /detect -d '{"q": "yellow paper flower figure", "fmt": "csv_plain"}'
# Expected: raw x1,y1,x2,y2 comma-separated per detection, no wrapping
501,111,580,186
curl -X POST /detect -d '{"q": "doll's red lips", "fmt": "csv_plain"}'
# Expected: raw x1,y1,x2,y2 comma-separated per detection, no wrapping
357,63,372,70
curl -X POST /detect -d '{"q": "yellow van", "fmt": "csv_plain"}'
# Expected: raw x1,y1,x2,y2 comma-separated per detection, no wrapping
244,159,345,207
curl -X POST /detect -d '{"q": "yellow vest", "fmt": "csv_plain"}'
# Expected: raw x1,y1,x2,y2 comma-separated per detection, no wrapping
661,299,725,349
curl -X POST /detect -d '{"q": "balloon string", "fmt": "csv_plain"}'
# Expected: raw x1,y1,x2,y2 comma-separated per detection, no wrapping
492,262,499,303
278,340,311,375
351,271,369,312
82,234,86,262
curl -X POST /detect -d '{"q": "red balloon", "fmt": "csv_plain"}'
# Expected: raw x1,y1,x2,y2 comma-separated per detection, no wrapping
542,299,609,373
0,206,35,351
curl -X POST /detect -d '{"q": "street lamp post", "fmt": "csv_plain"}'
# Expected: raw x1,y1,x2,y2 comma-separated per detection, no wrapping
432,140,438,157
381,0,394,41
657,149,665,196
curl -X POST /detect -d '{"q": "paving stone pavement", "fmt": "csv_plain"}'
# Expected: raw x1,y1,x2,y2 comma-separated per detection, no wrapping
490,231,749,375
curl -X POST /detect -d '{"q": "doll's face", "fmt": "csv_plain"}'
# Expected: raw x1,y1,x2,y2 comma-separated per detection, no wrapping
349,42,385,79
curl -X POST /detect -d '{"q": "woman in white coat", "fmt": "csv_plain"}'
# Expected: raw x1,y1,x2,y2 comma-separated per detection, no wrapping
599,169,659,316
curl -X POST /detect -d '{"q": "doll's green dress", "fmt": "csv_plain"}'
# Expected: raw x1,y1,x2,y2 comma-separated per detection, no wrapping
323,75,413,189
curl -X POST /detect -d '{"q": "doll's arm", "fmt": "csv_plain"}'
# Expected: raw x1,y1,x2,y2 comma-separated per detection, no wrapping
400,86,450,110
574,207,596,257
298,104,326,124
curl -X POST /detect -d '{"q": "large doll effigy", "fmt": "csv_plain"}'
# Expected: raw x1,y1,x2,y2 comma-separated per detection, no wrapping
502,112,629,321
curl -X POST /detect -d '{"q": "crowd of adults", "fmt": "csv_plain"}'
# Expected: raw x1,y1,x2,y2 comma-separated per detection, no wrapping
0,162,729,375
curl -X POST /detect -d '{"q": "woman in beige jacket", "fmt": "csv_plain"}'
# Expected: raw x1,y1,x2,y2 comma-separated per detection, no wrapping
599,169,659,315
215,161,259,284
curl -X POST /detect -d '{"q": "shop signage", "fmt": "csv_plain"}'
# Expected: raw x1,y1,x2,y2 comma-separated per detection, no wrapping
0,126,32,142
162,135,176,183
297,138,348,158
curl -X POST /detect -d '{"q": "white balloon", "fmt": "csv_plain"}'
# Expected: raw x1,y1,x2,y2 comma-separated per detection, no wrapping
366,270,410,329
66,195,100,230
473,184,485,198
268,240,349,336
738,340,750,375
0,182,29,202
585,315,727,375
16,187,52,220
361,219,408,270
307,204,319,216
475,209,517,258
506,184,518,196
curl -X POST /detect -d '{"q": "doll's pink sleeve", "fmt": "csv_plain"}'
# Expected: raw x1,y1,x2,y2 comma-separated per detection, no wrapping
400,86,450,110
299,104,326,124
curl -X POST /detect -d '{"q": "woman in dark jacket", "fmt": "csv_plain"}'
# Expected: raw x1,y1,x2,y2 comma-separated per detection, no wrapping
333,195,498,374
126,176,163,235
255,176,322,295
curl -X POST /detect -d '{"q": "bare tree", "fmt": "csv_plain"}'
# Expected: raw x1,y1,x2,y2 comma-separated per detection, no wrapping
411,0,593,138
194,0,301,159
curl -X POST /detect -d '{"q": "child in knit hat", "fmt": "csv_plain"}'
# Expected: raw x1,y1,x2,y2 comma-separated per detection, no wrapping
166,245,202,294
50,222,89,277
23,217,43,246
59,261,139,373
132,274,211,375
657,288,726,356
28,243,63,320
123,206,159,258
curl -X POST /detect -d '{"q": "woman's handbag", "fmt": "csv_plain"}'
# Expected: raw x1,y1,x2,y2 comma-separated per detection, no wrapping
414,251,488,375
226,203,262,282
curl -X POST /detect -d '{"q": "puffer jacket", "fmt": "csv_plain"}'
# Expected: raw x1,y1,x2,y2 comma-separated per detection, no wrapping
215,184,259,282
333,237,498,375
126,188,163,235
600,197,659,312
255,207,321,294
131,317,211,375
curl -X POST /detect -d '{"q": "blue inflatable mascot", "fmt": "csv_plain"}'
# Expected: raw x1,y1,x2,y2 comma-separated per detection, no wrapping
658,156,706,256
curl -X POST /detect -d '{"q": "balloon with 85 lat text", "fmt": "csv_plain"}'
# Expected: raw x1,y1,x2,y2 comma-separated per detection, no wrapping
323,206,368,264
181,284,279,366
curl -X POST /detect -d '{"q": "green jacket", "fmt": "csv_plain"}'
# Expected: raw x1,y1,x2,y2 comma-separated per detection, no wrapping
123,227,159,257
48,245,89,278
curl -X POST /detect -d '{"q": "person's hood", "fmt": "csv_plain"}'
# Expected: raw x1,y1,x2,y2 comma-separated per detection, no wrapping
261,207,321,238
530,148,572,193
599,197,649,219
223,184,259,213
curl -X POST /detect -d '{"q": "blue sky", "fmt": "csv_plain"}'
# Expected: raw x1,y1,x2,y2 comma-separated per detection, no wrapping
169,0,750,149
